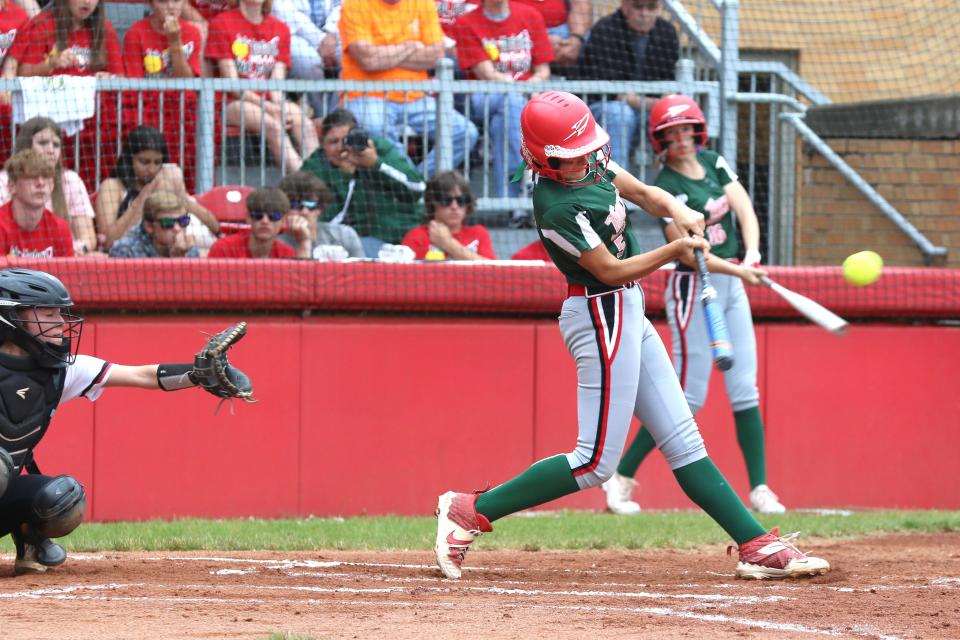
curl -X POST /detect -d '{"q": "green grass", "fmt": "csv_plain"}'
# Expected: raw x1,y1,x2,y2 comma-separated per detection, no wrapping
2,510,958,553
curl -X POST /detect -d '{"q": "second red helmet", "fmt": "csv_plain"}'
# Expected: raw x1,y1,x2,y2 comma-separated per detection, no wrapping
648,94,708,154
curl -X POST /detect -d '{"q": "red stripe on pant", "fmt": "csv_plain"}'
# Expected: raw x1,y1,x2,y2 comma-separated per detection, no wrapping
573,291,623,478
672,273,695,390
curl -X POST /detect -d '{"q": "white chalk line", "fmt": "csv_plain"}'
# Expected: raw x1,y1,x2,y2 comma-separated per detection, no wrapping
0,582,901,639
165,556,959,594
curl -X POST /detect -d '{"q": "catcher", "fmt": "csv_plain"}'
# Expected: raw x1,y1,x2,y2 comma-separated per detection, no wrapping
0,268,253,575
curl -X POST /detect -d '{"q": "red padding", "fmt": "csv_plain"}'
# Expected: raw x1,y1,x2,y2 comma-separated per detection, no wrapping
0,258,956,318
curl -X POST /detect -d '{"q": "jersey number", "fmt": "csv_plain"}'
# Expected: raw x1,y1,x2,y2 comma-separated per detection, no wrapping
605,198,628,257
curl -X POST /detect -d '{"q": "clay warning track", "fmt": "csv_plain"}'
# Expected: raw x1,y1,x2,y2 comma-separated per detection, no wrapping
0,532,956,639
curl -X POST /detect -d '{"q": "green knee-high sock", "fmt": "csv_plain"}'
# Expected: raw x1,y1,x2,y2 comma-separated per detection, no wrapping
616,427,656,477
734,406,767,488
673,457,766,544
475,455,580,523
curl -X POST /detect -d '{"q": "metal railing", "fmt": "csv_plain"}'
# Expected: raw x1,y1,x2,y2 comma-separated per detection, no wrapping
2,72,719,213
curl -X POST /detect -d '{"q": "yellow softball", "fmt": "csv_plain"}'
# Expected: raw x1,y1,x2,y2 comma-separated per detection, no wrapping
842,250,883,286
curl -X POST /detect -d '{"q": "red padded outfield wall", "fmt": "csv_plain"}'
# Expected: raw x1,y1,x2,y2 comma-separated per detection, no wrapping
31,317,960,521
13,258,960,519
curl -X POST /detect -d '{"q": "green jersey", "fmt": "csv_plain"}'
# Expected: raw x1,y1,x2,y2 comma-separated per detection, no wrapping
654,150,740,260
533,162,641,287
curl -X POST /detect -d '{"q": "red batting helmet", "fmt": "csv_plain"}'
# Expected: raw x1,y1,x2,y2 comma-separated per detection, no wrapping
520,91,610,184
648,94,708,154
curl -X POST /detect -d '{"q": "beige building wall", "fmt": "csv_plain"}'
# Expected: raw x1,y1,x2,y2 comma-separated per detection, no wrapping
594,0,960,103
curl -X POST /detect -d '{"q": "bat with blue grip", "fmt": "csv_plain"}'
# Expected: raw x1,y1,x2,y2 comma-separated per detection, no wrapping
692,248,734,371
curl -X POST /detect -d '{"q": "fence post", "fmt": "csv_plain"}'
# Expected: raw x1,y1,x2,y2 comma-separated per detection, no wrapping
435,57,454,173
720,0,740,171
195,82,215,193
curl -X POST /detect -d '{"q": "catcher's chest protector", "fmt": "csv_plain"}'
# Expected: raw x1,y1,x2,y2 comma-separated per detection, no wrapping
0,366,65,472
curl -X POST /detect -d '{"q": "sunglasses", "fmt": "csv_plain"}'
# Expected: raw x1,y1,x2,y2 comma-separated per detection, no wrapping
154,214,191,229
290,200,321,211
249,211,285,222
437,194,472,208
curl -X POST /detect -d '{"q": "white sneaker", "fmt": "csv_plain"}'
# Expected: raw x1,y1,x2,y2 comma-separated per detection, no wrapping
601,473,640,515
750,484,787,514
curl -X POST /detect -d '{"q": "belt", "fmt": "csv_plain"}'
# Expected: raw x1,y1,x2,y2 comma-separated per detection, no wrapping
567,281,638,298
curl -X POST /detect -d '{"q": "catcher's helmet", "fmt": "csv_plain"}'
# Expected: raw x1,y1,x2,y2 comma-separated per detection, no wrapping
520,91,610,185
648,94,708,154
0,269,83,368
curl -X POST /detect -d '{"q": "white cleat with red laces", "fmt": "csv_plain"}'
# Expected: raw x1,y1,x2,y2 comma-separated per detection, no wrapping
434,491,493,579
730,528,830,579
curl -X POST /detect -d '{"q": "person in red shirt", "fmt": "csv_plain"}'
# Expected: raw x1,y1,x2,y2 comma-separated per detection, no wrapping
206,0,318,173
455,0,552,202
0,0,29,169
402,170,494,260
122,0,203,193
510,238,549,261
208,186,311,258
0,149,75,257
6,0,124,189
511,0,589,67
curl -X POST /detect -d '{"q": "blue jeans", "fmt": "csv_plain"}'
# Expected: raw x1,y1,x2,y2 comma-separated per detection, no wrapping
346,96,479,176
590,100,637,171
471,92,525,197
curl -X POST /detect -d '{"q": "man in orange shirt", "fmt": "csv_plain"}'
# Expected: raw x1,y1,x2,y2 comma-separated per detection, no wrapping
339,0,478,176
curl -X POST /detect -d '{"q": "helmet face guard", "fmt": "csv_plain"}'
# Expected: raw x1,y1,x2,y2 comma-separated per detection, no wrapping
0,269,83,368
2,306,84,367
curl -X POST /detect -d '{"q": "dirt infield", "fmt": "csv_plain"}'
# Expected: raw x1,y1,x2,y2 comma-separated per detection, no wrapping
0,532,956,640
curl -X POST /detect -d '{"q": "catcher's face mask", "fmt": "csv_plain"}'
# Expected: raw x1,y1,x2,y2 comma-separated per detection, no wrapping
14,306,83,365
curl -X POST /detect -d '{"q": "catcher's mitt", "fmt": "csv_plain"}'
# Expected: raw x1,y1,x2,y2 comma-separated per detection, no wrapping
190,322,255,402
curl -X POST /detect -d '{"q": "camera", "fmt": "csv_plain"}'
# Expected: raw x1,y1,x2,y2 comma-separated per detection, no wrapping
343,127,370,152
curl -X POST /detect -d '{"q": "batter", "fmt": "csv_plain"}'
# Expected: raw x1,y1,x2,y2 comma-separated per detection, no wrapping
433,91,830,581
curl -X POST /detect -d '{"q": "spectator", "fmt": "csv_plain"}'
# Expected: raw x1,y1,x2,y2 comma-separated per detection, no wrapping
122,0,203,192
277,170,365,258
95,126,219,251
271,0,341,115
108,190,200,257
435,0,476,56
301,109,425,257
454,0,552,200
0,117,97,253
579,0,679,170
402,169,493,260
181,0,227,42
206,0,319,173
207,186,311,257
339,0,478,176
512,0,589,68
0,0,29,167
6,0,124,188
0,149,73,257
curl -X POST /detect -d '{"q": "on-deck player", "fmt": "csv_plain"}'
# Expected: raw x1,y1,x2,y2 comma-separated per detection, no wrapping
433,91,830,581
602,94,786,516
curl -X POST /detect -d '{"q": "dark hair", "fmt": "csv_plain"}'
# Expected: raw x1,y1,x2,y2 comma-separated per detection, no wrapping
246,187,290,216
320,109,359,138
51,0,108,72
13,117,67,221
277,171,332,209
111,126,170,190
424,171,474,220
